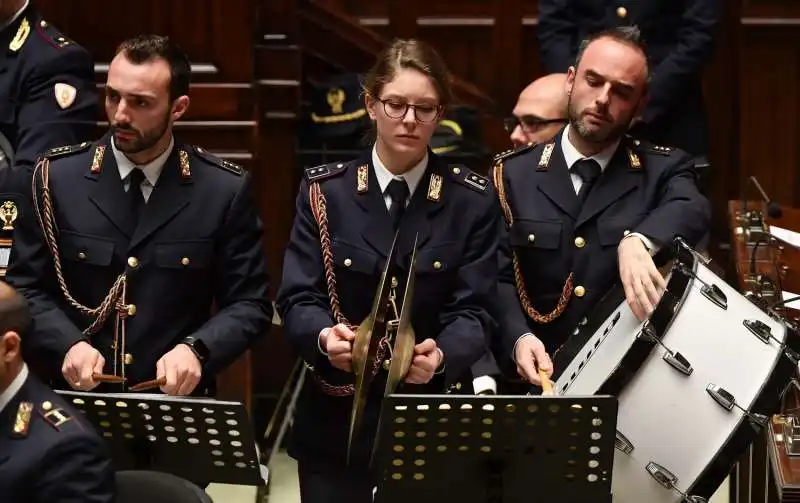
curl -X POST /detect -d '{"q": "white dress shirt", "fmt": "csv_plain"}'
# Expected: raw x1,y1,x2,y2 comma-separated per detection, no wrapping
111,136,175,202
0,363,28,415
371,146,428,209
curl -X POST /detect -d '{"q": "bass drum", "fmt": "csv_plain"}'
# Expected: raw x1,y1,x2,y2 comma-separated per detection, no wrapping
553,238,799,503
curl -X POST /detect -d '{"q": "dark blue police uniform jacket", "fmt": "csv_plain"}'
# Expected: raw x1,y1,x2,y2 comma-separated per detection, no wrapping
493,130,711,371
538,0,723,157
0,369,116,503
276,151,500,469
5,135,272,394
0,4,99,277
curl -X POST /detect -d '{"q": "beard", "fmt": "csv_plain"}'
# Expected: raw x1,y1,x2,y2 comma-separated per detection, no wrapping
112,112,171,154
567,94,634,144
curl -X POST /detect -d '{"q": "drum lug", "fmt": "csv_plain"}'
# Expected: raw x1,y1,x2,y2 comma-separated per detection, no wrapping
706,384,735,411
614,430,634,454
701,284,727,310
743,319,776,345
663,351,693,376
646,461,678,489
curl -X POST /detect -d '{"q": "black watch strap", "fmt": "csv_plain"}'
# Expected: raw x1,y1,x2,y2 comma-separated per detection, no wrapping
182,336,209,363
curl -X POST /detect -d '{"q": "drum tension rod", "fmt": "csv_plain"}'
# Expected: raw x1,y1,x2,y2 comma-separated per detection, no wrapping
743,319,782,346
706,384,769,428
645,461,708,502
639,323,693,376
676,264,728,310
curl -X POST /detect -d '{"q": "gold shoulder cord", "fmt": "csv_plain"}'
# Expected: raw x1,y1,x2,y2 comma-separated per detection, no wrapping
307,181,390,397
32,157,130,376
492,161,573,324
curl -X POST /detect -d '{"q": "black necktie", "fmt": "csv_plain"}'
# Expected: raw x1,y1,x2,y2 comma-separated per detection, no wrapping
386,179,410,230
127,168,146,229
572,159,602,205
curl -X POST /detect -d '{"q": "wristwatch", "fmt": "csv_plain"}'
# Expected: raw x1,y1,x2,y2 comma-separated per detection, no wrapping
182,336,210,364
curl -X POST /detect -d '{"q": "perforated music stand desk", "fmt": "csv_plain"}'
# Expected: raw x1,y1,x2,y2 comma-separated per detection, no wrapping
374,394,617,503
56,390,263,486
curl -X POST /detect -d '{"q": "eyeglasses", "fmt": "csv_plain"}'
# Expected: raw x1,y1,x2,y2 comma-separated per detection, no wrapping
378,98,442,123
503,115,568,133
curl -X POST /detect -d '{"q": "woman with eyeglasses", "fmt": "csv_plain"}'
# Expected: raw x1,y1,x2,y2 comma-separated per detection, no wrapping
276,39,500,503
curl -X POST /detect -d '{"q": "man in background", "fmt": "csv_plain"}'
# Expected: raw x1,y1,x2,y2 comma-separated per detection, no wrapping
0,280,116,503
506,73,569,148
538,0,723,160
0,0,99,274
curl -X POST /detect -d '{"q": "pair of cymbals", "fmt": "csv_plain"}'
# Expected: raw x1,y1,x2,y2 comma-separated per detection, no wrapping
348,232,418,464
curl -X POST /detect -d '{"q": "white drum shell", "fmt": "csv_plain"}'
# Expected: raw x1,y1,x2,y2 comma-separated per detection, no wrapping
555,262,787,503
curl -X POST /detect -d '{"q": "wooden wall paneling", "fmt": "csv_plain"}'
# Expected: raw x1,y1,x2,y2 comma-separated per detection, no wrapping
38,0,255,82
701,1,741,268
251,27,304,399
738,23,800,208
387,0,418,39
492,0,524,116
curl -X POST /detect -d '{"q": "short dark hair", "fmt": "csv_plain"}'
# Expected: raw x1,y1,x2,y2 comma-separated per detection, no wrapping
574,26,651,84
0,284,31,339
115,34,191,101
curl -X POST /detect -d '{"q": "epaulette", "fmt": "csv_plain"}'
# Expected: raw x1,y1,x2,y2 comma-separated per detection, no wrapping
35,19,75,49
43,141,91,160
304,162,348,183
39,400,72,431
447,164,490,194
493,143,536,164
627,137,674,156
193,146,243,176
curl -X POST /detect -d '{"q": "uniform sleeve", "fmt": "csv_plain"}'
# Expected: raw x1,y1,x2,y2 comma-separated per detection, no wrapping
33,435,116,503
15,44,99,171
5,164,87,365
275,180,337,368
435,195,501,386
640,0,723,125
632,153,711,249
537,0,579,73
193,172,272,374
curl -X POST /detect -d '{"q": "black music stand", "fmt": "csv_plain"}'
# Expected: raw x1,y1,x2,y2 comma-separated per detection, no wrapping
56,390,263,486
374,394,617,503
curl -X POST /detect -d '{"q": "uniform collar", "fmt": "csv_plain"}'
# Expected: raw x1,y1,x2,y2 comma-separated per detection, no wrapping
371,145,429,197
112,136,174,187
0,1,30,34
560,123,621,173
0,363,27,415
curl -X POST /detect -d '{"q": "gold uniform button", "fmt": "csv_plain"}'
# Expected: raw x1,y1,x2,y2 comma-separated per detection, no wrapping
623,229,631,237
574,237,586,248
78,252,87,260
616,6,627,18
181,257,190,266
42,401,52,411
127,257,139,268
452,167,461,175
527,233,535,243
40,20,48,28
574,285,586,298
124,353,134,365
344,258,352,267
126,304,137,316
433,261,442,270
455,383,462,390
